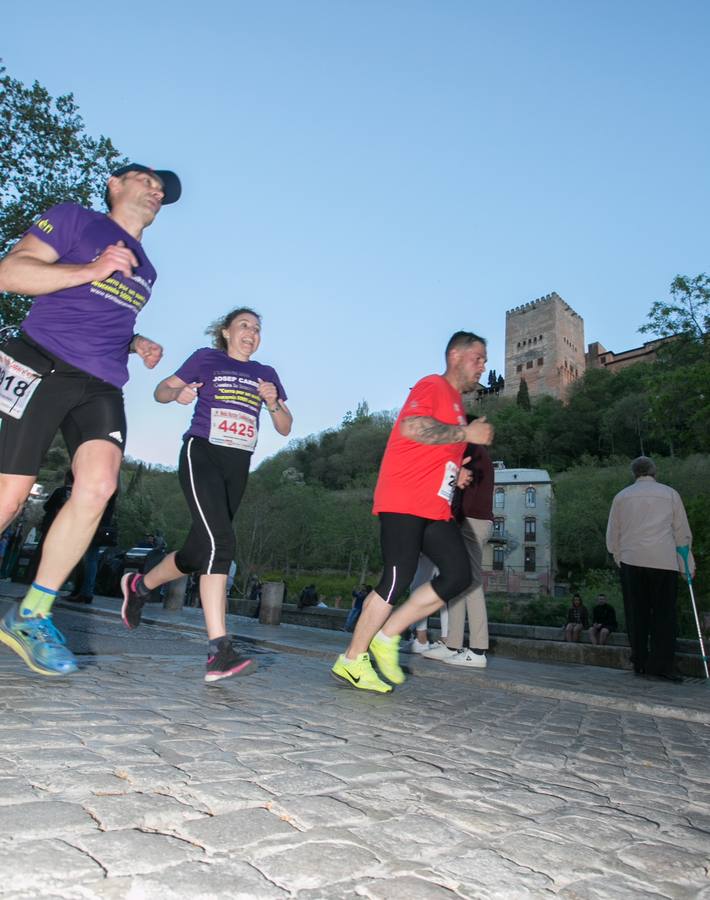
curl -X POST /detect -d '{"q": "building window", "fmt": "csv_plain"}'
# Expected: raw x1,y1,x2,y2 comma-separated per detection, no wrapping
524,517,536,541
525,487,536,508
493,547,505,571
524,546,536,572
537,357,543,366
494,488,505,509
539,334,543,340
526,360,533,369
516,364,523,373
493,517,505,537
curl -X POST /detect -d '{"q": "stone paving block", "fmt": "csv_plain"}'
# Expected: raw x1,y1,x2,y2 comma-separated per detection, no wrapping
253,840,381,891
482,787,567,816
0,776,38,805
495,829,606,887
616,840,710,886
0,799,97,838
173,756,257,781
174,807,297,852
83,792,207,831
558,875,673,898
72,829,203,877
0,729,84,751
167,779,274,813
0,838,105,893
29,770,131,801
353,813,479,859
319,761,409,785
355,874,462,898
112,763,189,790
126,859,288,898
257,768,348,796
436,847,555,898
272,794,369,829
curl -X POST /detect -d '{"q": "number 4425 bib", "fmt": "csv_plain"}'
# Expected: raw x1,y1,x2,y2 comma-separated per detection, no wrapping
209,407,258,451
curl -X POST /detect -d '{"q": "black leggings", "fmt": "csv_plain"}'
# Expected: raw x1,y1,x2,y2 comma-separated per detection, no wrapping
375,512,470,605
174,437,250,576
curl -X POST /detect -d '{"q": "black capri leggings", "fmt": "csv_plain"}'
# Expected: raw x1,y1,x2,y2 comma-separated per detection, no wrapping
174,436,250,576
375,512,471,605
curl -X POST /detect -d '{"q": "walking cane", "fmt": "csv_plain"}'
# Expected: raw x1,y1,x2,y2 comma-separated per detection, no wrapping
677,545,709,680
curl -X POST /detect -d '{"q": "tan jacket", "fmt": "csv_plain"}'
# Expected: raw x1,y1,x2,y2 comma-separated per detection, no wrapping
606,476,694,574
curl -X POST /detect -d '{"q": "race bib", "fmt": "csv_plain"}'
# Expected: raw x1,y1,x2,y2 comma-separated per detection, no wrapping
209,407,258,451
437,460,459,503
0,351,43,420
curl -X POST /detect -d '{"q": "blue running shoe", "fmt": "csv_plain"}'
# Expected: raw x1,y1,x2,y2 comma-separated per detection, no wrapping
0,605,78,676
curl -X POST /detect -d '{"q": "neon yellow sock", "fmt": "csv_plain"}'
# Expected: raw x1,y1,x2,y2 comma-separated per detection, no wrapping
20,583,58,617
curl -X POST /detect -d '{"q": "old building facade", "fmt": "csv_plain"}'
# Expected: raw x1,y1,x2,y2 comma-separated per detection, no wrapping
481,466,553,594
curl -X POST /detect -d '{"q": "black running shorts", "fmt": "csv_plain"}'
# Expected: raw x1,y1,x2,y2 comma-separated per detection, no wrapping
0,334,127,476
375,512,471,605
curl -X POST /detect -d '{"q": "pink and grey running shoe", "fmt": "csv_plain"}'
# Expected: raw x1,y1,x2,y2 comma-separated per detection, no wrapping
120,572,146,630
206,638,257,683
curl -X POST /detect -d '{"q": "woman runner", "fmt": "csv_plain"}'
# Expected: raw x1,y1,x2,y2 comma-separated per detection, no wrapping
120,307,292,681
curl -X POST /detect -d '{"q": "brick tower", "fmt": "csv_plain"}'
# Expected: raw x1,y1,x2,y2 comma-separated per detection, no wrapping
504,292,585,401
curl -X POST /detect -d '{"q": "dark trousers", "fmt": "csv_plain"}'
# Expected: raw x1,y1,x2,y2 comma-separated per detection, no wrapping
620,562,678,675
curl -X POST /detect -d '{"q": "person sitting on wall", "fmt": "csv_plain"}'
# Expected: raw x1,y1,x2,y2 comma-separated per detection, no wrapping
589,593,618,646
564,593,589,642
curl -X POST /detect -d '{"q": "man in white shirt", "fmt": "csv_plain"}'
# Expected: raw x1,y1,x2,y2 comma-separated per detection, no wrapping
606,457,694,682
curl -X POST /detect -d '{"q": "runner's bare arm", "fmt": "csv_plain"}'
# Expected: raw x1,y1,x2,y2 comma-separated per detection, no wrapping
400,416,494,445
0,234,139,296
130,335,163,369
257,379,293,436
154,374,203,405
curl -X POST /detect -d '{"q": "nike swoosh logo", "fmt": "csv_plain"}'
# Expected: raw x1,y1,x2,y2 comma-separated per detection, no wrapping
349,674,360,683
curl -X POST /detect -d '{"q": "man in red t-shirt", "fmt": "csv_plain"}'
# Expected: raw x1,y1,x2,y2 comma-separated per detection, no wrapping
332,331,494,693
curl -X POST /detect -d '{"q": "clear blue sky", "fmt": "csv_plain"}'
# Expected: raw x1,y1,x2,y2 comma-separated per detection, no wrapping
5,0,709,467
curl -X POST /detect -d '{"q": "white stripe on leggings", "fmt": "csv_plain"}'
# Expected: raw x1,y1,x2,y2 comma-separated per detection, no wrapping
186,437,216,574
385,566,397,604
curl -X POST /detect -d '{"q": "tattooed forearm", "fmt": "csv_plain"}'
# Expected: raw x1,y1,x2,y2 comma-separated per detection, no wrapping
400,416,466,445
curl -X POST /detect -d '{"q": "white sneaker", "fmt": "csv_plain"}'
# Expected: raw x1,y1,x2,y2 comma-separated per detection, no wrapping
421,640,458,660
443,648,487,668
410,639,431,654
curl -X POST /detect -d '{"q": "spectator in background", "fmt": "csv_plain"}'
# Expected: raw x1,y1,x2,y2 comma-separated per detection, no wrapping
345,584,368,632
27,471,73,584
298,584,319,609
606,456,693,682
564,593,589,642
589,593,618,646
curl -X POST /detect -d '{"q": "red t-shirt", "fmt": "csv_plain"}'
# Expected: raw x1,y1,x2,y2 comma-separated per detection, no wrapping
373,375,467,520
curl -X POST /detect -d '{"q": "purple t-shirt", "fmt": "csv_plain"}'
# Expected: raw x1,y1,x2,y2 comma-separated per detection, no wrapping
21,203,157,388
175,348,287,451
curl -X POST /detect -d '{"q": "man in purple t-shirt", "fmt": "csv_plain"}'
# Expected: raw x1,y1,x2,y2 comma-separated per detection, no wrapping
0,163,181,676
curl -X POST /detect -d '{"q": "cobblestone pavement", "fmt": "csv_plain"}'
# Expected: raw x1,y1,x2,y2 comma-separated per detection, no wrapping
0,595,709,899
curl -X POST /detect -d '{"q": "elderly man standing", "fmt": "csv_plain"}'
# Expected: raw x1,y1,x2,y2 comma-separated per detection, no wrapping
606,456,694,682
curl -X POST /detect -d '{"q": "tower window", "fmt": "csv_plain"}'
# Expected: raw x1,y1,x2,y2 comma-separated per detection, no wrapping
516,364,523,373
526,360,533,369
493,547,505,571
537,357,543,366
524,517,536,541
494,488,505,509
525,487,536,508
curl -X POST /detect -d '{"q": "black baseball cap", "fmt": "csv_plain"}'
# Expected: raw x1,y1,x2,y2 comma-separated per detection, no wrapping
108,163,182,205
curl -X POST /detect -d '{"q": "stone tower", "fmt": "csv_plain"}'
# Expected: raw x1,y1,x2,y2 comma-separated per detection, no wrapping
504,292,585,401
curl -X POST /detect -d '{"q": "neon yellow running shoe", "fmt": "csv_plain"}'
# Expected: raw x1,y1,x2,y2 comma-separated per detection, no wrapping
369,633,405,685
331,653,393,693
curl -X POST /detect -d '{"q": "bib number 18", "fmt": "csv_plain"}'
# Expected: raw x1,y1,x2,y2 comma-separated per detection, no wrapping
0,351,42,420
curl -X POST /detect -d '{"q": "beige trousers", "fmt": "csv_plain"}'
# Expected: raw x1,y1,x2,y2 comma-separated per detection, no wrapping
447,518,492,650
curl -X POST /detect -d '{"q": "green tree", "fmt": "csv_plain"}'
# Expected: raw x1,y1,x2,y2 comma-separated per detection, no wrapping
0,62,125,326
516,377,531,411
640,274,710,341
